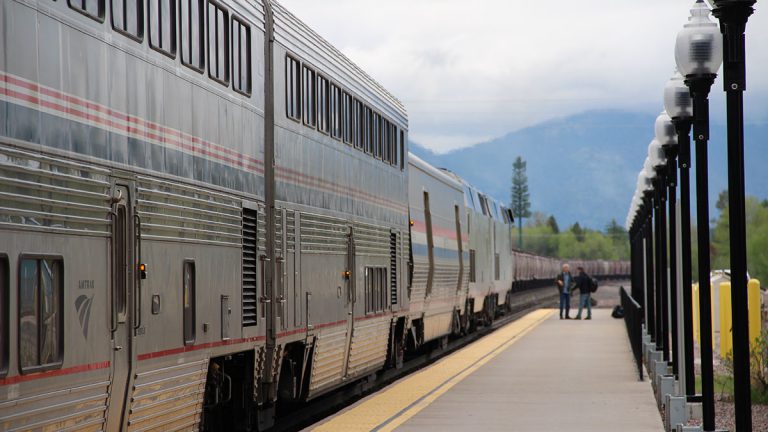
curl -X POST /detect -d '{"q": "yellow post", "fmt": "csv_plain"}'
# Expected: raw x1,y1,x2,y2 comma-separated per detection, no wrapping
693,283,700,343
748,279,762,350
719,282,733,358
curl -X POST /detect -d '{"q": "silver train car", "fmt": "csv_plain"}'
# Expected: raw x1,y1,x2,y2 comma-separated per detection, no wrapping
0,0,628,430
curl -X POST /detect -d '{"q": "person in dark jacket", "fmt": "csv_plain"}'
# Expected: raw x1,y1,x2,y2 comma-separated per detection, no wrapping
573,266,592,320
555,263,575,319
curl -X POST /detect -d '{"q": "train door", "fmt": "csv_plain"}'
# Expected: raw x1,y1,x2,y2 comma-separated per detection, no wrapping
341,226,356,377
106,184,136,430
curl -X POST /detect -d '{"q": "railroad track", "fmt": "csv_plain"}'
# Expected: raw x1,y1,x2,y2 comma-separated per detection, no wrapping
270,287,560,432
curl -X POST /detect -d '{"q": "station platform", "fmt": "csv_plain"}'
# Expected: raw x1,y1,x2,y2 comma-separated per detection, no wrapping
309,308,663,432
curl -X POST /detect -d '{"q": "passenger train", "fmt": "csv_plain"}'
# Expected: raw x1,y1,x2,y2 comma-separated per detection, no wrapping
0,0,628,430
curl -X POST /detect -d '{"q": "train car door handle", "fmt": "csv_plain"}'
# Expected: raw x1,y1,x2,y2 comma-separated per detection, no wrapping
114,345,123,351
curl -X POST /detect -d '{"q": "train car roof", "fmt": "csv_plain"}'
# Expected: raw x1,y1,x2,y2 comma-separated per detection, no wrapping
272,1,407,125
408,153,463,191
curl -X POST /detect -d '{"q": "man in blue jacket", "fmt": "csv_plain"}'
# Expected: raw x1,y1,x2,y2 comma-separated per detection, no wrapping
555,263,574,319
573,266,592,320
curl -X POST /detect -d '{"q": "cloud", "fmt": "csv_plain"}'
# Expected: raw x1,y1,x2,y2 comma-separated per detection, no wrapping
277,0,768,153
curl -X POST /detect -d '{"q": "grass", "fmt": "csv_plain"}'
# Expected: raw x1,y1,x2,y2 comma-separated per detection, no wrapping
694,375,768,405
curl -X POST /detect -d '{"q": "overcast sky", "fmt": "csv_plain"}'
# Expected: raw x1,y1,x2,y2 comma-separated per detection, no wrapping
279,0,768,153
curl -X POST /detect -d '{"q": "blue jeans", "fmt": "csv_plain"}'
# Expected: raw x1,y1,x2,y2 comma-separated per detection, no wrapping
559,292,570,317
576,293,591,318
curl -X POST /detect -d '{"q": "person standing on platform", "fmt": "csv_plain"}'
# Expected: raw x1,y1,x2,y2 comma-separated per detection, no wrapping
555,263,575,319
573,266,592,320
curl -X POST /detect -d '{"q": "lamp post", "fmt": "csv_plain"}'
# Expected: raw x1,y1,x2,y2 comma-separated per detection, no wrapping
664,71,696,397
712,1,756,429
640,168,656,344
675,1,723,429
656,111,680,377
649,140,669,362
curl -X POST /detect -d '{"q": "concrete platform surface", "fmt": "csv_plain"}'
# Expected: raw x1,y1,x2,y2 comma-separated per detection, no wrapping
310,307,663,432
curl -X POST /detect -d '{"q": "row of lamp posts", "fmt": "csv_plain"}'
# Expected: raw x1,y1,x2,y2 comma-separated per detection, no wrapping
625,0,756,430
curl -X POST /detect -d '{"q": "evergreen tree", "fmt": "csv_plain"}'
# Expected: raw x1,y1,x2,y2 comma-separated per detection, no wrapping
547,215,560,234
510,156,531,248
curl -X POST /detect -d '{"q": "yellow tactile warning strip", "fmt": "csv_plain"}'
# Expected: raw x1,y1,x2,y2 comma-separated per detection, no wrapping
311,308,554,432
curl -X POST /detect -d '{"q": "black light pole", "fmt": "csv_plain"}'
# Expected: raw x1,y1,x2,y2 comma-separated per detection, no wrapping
650,141,670,362
657,112,680,376
675,1,723,429
713,1,756,429
665,72,696,396
643,191,656,343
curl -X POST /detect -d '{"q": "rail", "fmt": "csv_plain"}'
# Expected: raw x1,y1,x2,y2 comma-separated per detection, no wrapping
620,286,643,381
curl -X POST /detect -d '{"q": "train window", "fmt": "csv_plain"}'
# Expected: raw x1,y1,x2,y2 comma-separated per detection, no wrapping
477,194,488,216
208,0,230,84
317,75,330,135
149,0,177,57
373,113,381,159
400,130,406,170
391,126,399,167
363,106,372,154
181,0,205,71
19,257,63,373
381,119,389,163
232,17,251,96
469,250,476,283
494,253,500,280
286,56,301,121
353,99,364,150
111,0,143,40
183,261,196,345
342,92,353,144
330,84,342,140
0,255,7,377
69,0,105,22
506,209,515,224
302,66,316,128
365,267,387,314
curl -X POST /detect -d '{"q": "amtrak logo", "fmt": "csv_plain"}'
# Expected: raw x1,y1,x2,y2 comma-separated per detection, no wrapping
75,294,94,339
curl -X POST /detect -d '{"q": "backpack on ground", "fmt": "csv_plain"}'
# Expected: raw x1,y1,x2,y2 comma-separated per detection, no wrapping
611,305,624,318
590,277,599,293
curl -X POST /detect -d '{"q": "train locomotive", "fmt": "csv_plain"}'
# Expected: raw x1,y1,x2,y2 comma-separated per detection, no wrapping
0,0,628,430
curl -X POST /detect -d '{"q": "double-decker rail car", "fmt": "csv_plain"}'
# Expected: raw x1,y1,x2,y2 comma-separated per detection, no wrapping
407,155,467,347
0,0,409,429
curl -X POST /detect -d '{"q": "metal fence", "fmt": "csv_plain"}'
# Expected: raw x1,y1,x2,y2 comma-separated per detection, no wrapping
620,286,643,381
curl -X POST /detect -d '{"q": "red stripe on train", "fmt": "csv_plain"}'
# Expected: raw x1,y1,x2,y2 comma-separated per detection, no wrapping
0,361,111,385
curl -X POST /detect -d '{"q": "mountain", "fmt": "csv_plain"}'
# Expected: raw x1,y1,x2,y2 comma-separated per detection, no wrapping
410,109,768,230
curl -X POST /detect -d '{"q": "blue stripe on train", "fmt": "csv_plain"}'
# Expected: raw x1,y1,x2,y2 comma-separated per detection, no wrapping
412,243,460,260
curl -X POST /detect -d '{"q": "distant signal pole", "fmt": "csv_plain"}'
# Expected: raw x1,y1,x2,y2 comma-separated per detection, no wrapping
511,156,531,248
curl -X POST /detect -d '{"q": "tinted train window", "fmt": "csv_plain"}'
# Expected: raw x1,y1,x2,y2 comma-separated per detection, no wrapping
232,17,251,95
19,257,63,372
372,113,381,159
392,124,399,167
363,106,372,153
181,0,205,71
400,130,406,170
353,99,364,150
149,0,176,57
286,56,301,121
69,0,104,21
342,92,353,144
302,66,316,127
183,261,196,345
0,256,7,377
330,84,342,140
208,0,229,84
111,0,143,40
317,75,330,134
